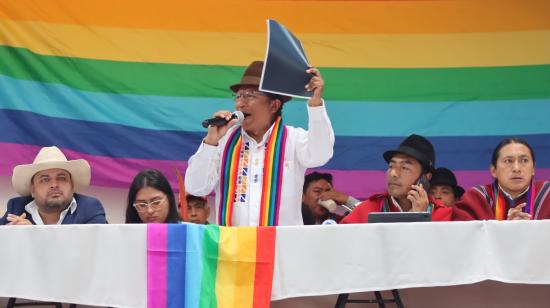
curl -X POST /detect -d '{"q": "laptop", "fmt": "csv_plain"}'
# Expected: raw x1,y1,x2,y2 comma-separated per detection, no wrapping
368,212,432,223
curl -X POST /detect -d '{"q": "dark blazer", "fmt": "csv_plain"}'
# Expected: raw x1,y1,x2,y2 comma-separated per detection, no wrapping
0,193,107,225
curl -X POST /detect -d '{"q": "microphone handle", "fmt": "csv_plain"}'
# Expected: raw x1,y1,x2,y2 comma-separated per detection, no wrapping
202,116,229,128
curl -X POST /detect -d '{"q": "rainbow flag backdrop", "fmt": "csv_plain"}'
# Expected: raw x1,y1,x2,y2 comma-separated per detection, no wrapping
147,224,276,308
1,1,550,198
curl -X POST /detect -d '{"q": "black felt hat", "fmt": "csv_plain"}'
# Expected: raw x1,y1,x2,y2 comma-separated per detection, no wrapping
383,134,436,173
430,167,465,198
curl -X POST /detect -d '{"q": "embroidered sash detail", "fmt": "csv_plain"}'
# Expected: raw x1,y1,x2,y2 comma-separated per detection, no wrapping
218,117,287,226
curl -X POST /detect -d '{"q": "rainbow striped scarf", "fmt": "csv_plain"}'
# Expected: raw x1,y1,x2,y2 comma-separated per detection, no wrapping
493,179,536,220
219,117,287,226
147,224,276,308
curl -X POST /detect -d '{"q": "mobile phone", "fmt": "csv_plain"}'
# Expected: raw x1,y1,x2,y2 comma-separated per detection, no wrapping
416,174,430,191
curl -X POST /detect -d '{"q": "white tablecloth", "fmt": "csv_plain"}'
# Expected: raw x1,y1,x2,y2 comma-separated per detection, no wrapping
1,221,549,307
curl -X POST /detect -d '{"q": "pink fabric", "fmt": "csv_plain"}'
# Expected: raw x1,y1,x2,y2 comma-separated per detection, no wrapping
0,142,187,189
147,224,168,308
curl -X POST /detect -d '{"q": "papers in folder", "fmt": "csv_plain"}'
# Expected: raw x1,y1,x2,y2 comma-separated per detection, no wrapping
260,19,313,100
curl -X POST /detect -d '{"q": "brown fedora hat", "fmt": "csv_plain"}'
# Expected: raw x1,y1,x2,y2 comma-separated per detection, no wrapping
229,61,291,103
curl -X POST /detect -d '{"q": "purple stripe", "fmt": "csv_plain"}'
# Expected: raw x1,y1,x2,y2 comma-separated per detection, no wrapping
311,169,550,200
3,142,549,200
0,142,187,189
147,224,168,308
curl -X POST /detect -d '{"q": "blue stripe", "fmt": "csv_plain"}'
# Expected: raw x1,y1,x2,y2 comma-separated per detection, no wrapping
185,224,204,308
323,98,550,137
2,109,550,170
167,224,187,308
327,134,550,170
0,109,202,160
1,74,550,137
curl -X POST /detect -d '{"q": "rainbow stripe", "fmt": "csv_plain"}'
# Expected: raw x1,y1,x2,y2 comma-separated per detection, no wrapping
1,1,549,199
147,223,276,308
259,117,287,226
218,129,243,226
218,117,287,226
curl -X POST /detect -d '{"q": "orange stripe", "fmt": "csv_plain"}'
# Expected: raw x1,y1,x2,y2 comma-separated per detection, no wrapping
1,0,549,33
253,227,277,308
175,168,187,221
496,190,506,220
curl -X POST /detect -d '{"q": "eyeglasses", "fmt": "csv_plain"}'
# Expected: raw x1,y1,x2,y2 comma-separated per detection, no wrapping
133,196,166,212
232,91,268,102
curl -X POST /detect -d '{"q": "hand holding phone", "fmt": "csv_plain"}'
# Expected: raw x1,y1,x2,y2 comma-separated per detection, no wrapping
408,174,430,212
416,174,430,191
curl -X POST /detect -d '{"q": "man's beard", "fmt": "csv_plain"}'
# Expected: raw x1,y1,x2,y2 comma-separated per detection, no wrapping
41,198,69,213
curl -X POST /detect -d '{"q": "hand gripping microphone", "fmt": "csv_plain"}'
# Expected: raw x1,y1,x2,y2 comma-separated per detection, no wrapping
201,111,244,128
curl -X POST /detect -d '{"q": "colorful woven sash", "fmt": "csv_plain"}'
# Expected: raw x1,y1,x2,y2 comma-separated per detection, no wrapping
492,179,536,220
218,117,287,226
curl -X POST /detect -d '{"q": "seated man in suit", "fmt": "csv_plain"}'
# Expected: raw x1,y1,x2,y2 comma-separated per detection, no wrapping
1,146,107,225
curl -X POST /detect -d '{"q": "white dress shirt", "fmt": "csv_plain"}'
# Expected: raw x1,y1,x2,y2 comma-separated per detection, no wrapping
185,104,335,226
25,198,78,225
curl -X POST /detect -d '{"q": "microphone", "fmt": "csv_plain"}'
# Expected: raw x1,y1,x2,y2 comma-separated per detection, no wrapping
202,111,244,128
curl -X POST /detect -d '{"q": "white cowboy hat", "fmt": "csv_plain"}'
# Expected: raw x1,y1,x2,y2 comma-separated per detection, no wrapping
12,146,91,196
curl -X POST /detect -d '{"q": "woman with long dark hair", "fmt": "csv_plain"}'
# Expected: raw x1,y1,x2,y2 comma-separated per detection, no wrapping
125,169,181,223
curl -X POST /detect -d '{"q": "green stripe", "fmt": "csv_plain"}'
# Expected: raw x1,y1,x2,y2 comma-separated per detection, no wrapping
200,225,220,308
1,45,550,101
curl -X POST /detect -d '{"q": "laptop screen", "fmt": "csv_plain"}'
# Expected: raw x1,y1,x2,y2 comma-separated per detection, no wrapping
368,212,432,223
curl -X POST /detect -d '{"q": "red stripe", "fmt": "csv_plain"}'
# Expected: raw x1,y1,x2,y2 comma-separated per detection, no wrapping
252,227,276,308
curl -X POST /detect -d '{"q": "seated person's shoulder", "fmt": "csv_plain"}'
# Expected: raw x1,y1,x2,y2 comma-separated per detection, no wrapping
361,193,386,205
74,194,103,206
6,195,34,211
1,196,33,225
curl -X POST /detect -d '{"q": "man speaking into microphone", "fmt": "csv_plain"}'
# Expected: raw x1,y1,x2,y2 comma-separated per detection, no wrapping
185,60,334,226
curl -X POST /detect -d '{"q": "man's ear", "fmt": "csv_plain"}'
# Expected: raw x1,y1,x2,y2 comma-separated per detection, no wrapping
490,164,497,178
270,98,282,114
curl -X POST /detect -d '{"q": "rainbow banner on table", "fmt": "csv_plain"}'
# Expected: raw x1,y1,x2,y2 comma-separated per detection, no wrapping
0,1,549,198
147,224,276,308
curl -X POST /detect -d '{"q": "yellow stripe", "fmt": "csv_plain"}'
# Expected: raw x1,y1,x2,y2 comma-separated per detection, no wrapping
2,19,550,67
216,227,256,308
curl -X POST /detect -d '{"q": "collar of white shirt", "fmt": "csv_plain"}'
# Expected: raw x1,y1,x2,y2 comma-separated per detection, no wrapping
24,197,78,225
240,120,277,147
